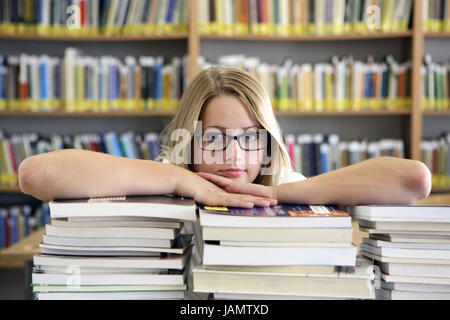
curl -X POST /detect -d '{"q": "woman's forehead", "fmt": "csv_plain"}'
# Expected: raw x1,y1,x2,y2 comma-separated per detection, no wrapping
199,95,259,129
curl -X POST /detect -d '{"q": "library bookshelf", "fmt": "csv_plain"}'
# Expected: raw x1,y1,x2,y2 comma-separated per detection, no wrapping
0,0,448,198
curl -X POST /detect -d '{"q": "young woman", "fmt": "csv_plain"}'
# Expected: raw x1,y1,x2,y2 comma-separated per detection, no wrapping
18,66,431,207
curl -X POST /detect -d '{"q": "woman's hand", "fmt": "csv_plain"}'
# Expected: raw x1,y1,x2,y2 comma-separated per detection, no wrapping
196,171,278,205
174,170,277,208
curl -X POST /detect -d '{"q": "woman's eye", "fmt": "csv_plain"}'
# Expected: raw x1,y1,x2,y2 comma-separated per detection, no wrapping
204,133,223,142
243,133,258,141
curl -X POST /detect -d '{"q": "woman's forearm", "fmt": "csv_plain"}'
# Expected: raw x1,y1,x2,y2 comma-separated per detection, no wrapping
18,149,184,201
273,157,432,206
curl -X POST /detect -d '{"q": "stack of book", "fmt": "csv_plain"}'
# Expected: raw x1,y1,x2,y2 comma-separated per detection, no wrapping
193,204,376,299
421,132,450,189
351,205,450,300
200,54,411,112
284,133,405,177
0,130,162,188
0,49,187,113
31,195,197,300
0,0,188,37
197,0,413,36
423,0,450,32
421,55,450,112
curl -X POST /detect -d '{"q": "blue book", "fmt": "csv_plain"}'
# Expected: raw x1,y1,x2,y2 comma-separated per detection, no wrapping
146,133,161,160
43,203,51,226
23,206,31,237
36,0,42,24
166,0,176,24
154,58,162,101
0,209,6,248
103,131,124,157
320,143,329,174
309,141,317,177
39,57,48,101
9,211,18,245
0,56,5,99
273,0,279,24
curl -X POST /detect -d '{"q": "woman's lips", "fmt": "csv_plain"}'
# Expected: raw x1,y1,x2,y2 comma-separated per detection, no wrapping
219,169,246,178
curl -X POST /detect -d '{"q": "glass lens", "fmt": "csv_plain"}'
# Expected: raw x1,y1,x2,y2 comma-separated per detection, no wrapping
201,132,226,151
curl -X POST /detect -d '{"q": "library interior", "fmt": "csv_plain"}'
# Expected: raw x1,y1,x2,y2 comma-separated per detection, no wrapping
0,0,450,301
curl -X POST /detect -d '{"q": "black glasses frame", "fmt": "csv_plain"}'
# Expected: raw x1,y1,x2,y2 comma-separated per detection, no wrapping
194,131,270,152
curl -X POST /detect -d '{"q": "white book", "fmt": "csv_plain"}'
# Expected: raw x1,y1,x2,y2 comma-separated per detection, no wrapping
350,205,450,220
202,243,357,266
219,240,351,248
381,281,450,293
48,195,196,221
213,292,343,300
42,234,172,248
36,291,185,300
32,271,185,286
45,224,178,240
39,243,185,256
51,217,181,229
363,238,450,250
379,289,450,300
33,284,187,293
33,265,169,274
380,261,450,278
33,253,188,270
360,243,450,260
381,273,450,286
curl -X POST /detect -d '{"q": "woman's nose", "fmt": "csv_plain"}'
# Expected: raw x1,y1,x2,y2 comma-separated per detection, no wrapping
225,138,245,164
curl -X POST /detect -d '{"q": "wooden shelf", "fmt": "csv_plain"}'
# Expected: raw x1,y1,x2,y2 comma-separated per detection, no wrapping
0,228,44,267
432,186,450,193
0,33,188,41
0,186,22,193
200,31,413,42
0,111,176,117
275,110,411,116
424,32,450,38
422,110,450,115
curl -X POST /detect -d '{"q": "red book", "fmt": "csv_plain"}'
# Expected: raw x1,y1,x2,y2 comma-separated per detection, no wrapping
7,140,17,174
80,0,86,27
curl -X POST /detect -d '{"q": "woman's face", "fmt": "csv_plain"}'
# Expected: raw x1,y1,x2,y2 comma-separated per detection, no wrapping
192,95,265,184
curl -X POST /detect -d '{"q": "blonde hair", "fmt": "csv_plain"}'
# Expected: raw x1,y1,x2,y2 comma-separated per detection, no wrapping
158,66,292,186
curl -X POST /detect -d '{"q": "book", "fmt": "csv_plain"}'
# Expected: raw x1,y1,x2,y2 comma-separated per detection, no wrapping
360,243,450,260
370,233,450,244
198,204,351,228
377,289,450,300
202,242,357,266
351,205,450,220
381,281,450,293
379,261,450,278
48,195,197,221
35,291,185,300
359,220,450,232
202,226,352,243
42,234,173,248
50,217,182,229
32,270,186,286
32,284,187,293
33,253,189,270
193,256,375,299
44,224,179,240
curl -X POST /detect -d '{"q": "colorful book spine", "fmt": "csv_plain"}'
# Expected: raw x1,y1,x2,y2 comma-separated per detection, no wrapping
287,133,405,178
201,54,411,112
0,0,186,36
0,50,185,113
422,133,450,189
0,130,164,187
198,0,413,36
422,55,450,111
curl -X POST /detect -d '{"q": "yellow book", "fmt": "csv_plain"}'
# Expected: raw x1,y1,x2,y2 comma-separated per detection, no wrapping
215,0,224,35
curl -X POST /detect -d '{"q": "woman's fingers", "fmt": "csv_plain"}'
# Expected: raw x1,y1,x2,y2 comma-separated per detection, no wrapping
197,172,277,202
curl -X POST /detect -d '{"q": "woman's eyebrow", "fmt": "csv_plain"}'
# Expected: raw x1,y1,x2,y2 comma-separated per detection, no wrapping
205,125,259,130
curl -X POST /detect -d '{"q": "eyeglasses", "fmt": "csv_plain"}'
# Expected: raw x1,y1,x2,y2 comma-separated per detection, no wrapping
194,130,269,152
